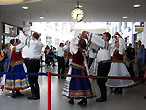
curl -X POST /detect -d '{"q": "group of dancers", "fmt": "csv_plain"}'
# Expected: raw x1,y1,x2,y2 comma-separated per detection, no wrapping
0,31,42,100
0,30,136,103
62,31,134,105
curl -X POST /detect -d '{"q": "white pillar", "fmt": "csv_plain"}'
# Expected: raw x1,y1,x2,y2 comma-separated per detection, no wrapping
123,22,127,29
142,22,146,47
117,22,122,32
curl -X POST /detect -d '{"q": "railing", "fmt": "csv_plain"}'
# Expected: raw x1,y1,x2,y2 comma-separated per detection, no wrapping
0,72,146,110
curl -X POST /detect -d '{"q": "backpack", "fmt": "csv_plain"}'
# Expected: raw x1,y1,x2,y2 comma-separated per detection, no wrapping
0,50,8,61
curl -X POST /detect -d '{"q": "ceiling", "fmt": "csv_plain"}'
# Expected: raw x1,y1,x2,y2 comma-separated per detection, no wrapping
0,0,146,22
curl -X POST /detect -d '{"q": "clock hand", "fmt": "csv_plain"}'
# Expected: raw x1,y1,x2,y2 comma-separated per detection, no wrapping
76,14,81,18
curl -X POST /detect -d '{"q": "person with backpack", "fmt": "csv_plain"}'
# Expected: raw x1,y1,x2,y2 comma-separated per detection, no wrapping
2,44,11,72
0,49,4,72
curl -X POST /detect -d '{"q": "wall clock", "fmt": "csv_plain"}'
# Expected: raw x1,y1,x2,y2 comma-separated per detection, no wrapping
71,7,84,22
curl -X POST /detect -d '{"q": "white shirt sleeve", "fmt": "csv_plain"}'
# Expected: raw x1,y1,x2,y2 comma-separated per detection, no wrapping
63,44,69,51
16,42,26,52
111,38,116,48
118,38,125,55
110,38,116,56
18,31,28,44
70,37,79,54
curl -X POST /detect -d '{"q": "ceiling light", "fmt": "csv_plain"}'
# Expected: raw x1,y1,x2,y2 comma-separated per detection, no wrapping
22,6,29,10
40,17,44,19
0,0,23,3
0,0,42,5
123,16,128,19
133,4,141,8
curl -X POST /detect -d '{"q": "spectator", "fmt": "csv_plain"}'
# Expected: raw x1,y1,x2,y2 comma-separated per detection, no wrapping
136,40,145,79
125,43,135,77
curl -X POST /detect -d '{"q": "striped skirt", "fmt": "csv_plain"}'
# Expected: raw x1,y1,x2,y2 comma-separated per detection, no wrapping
5,64,28,91
62,66,94,99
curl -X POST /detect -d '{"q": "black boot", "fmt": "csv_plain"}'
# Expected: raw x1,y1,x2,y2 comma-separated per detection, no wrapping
28,87,37,100
110,87,115,92
114,88,122,94
96,97,107,102
36,94,40,99
118,88,123,94
28,95,37,100
96,83,107,102
11,91,16,98
68,99,74,105
78,98,87,105
16,90,24,96
35,82,40,99
114,88,119,94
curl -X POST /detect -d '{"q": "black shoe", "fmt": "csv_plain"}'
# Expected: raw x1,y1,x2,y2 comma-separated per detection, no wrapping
68,99,74,105
11,91,16,98
11,94,16,98
144,96,146,99
114,88,122,94
96,98,106,102
27,96,37,100
118,88,123,94
78,98,87,105
114,88,119,94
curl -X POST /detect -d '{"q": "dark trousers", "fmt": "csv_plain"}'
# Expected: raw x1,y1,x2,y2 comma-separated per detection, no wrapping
58,57,65,78
97,62,111,99
127,62,135,77
88,58,95,68
24,59,40,97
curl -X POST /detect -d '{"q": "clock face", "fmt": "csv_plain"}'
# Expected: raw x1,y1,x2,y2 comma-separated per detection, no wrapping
71,8,84,22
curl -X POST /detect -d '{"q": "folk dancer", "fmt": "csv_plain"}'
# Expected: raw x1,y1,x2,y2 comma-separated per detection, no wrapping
89,32,111,102
5,38,28,98
106,32,134,94
23,32,43,100
62,31,94,105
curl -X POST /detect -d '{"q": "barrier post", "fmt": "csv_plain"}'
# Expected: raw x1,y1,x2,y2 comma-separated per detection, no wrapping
48,72,51,110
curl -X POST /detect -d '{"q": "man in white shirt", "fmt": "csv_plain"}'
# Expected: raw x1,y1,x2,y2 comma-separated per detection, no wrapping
89,32,111,102
24,32,42,100
57,43,68,78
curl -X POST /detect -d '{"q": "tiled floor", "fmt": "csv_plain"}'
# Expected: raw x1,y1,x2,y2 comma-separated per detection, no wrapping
0,65,146,110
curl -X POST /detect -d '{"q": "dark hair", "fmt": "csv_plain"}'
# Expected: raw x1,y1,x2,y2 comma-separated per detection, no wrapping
5,44,9,47
10,39,21,45
59,43,64,47
10,39,15,45
33,32,40,40
16,39,21,44
79,38,86,49
103,32,111,41
129,43,132,46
